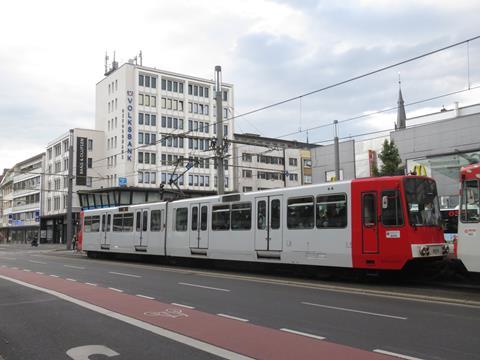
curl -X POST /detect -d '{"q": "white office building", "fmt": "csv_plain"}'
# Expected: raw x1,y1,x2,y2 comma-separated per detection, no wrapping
0,154,44,243
95,60,235,193
41,128,105,243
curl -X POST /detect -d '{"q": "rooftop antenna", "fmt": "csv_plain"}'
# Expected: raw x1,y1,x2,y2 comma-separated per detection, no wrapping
139,50,143,66
112,51,118,70
104,51,109,75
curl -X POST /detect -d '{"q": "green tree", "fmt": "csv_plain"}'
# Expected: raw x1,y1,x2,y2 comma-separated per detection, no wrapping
375,139,404,176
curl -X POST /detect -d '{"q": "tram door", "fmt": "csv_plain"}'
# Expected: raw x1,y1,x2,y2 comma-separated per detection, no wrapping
362,192,379,253
134,209,149,251
254,196,283,251
101,213,112,249
190,204,209,249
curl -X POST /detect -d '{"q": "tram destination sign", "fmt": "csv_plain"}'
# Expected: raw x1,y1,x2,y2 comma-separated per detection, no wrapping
76,136,87,185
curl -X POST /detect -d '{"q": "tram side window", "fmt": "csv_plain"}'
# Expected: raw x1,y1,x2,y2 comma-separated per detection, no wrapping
176,208,188,231
113,214,123,232
112,213,133,232
381,190,404,226
287,196,314,229
461,180,480,223
90,215,100,232
142,211,148,232
257,201,267,230
201,206,208,231
212,205,230,230
84,216,92,232
150,210,162,232
123,213,134,232
316,194,347,228
136,212,142,232
231,202,251,230
363,194,376,226
271,199,280,229
191,206,198,231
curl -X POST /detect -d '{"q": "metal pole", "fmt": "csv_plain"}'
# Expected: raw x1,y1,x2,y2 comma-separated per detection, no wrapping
66,129,74,250
334,120,340,181
215,65,225,195
283,148,287,187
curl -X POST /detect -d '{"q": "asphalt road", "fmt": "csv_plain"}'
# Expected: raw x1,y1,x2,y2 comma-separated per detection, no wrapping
1,244,479,360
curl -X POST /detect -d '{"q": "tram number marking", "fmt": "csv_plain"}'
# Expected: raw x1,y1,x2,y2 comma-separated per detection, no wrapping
144,308,189,318
66,345,119,359
464,228,476,236
386,230,400,239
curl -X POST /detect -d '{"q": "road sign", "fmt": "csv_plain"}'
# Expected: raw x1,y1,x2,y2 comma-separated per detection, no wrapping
118,177,127,187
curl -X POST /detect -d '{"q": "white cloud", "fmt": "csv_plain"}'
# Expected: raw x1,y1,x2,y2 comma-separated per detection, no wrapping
0,0,480,170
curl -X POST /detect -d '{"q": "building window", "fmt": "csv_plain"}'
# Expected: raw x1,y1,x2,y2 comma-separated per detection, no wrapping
242,153,252,162
289,158,298,166
242,169,252,178
243,186,253,192
87,158,93,169
139,75,144,86
88,139,93,151
139,94,144,106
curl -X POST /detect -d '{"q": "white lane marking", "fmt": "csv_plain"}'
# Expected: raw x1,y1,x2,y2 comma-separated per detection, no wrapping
280,328,325,340
373,349,424,360
66,278,77,282
108,287,124,293
179,282,230,292
66,345,119,359
23,269,31,272
301,302,407,320
85,282,97,286
2,258,16,260
0,275,253,360
136,294,155,300
217,314,249,322
64,265,85,270
50,275,59,278
36,272,44,275
29,260,47,264
109,271,141,278
1,265,6,267
171,303,195,309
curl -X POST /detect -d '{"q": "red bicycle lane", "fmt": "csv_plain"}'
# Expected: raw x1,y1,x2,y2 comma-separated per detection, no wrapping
0,266,392,360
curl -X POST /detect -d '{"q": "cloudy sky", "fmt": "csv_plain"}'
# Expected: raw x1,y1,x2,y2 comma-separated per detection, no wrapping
1,0,479,171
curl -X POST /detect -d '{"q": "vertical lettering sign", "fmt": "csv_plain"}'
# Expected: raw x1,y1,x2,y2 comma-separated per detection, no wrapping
76,137,87,185
126,90,134,161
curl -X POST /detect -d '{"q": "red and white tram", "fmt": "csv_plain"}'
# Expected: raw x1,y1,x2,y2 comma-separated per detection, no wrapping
82,175,447,271
458,164,480,272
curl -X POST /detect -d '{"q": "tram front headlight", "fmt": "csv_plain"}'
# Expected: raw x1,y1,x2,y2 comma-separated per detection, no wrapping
420,246,430,256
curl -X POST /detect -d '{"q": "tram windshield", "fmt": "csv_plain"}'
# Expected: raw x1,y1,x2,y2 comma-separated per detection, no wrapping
460,179,480,222
404,178,441,227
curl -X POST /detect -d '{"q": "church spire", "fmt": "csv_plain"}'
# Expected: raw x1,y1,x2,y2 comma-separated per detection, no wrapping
396,74,406,129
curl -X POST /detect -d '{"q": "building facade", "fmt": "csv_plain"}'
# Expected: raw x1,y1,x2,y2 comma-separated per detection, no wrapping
40,129,106,243
0,154,44,243
233,133,315,192
95,61,235,194
311,101,480,208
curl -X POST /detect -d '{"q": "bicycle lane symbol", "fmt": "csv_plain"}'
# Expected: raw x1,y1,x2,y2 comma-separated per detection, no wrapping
144,308,189,318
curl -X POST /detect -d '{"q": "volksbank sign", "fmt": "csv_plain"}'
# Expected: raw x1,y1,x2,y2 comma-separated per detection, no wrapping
126,90,134,161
